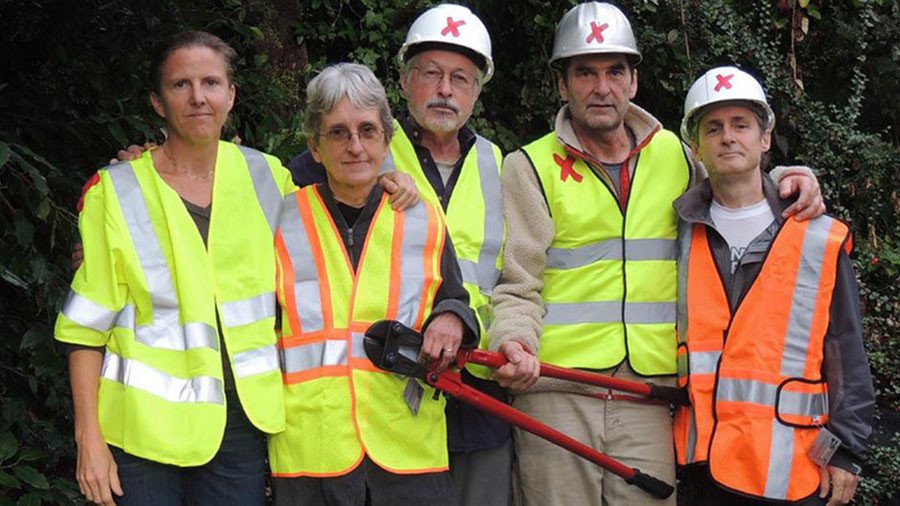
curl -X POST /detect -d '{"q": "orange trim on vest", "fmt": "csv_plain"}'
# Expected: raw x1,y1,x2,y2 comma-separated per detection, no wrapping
414,204,441,328
386,205,404,319
274,232,301,337
272,452,366,479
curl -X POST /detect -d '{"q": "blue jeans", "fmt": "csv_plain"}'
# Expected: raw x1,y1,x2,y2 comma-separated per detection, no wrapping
111,393,266,506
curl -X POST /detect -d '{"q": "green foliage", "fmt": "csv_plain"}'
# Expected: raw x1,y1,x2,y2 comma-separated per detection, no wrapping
1,0,897,503
858,431,900,504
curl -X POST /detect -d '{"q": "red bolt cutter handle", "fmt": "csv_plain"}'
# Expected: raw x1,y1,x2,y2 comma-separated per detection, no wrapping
459,349,688,406
426,369,674,499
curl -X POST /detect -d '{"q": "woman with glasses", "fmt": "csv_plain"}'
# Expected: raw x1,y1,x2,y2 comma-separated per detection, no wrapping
270,62,478,506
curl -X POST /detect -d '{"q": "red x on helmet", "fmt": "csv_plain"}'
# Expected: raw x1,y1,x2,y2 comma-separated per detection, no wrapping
397,4,494,84
681,66,776,142
550,2,642,67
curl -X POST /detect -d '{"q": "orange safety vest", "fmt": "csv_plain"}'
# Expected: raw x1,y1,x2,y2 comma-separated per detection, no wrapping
674,216,850,501
269,185,448,477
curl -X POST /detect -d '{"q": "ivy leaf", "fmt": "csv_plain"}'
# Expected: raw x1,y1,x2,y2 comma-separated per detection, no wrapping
35,198,50,221
0,470,21,489
16,493,41,506
17,448,46,462
667,29,679,44
0,142,10,169
11,466,49,490
107,121,129,147
14,219,35,247
0,431,18,460
9,152,49,196
20,325,47,351
249,26,264,40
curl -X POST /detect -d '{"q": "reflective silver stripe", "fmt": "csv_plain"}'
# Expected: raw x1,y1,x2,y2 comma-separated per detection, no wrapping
61,290,119,332
220,292,276,328
547,239,620,269
676,221,693,346
688,351,721,375
781,218,833,377
717,378,826,417
686,406,698,464
458,259,481,289
113,304,136,329
471,135,503,293
764,418,795,499
107,164,217,351
395,203,430,327
101,350,223,404
232,344,279,378
547,239,676,269
238,145,282,234
281,340,348,374
112,305,218,350
278,195,325,332
717,378,777,406
779,390,828,418
543,301,675,325
351,331,368,360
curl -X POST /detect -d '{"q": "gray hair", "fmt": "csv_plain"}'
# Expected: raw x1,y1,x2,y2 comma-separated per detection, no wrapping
303,63,394,146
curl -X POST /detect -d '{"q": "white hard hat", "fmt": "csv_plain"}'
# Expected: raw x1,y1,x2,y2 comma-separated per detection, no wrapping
397,4,494,84
550,2,641,67
681,66,775,142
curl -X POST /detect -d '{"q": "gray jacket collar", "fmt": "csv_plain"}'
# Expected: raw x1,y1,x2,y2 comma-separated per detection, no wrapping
674,172,790,228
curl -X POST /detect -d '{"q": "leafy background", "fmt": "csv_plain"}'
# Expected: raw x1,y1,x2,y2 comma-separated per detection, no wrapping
1,0,897,504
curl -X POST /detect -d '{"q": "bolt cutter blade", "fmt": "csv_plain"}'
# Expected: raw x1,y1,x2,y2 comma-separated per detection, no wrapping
364,320,429,379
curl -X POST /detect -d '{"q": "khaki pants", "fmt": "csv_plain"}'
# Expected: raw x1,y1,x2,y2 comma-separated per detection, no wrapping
512,369,676,506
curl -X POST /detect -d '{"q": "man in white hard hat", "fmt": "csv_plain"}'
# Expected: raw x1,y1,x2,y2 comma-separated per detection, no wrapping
488,3,825,505
287,5,510,506
673,66,873,506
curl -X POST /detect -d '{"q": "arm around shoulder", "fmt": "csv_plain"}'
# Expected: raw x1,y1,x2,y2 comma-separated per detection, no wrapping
56,172,126,348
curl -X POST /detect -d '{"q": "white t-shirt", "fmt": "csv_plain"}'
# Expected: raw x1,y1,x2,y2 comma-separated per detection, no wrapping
709,199,775,273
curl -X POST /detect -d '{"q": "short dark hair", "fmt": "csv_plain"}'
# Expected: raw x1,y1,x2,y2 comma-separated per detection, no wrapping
149,31,237,94
555,54,638,85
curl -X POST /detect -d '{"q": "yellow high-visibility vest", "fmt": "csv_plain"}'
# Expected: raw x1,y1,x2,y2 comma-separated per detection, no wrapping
385,123,503,378
55,142,295,466
269,185,448,477
522,129,690,375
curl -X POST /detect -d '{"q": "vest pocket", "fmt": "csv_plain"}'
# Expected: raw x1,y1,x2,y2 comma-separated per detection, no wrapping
775,378,828,428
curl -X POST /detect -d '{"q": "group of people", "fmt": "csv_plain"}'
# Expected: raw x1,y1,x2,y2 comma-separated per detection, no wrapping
55,2,874,506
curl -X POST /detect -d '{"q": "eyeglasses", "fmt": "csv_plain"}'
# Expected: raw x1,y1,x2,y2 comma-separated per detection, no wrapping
319,124,385,145
410,65,477,92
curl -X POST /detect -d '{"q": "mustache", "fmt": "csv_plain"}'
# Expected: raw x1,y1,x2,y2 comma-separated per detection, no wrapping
426,99,460,114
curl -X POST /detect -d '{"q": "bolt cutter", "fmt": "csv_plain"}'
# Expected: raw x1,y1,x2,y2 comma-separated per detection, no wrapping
364,319,684,499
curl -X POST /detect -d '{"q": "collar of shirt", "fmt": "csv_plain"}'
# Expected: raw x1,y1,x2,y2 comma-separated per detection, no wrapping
398,113,477,209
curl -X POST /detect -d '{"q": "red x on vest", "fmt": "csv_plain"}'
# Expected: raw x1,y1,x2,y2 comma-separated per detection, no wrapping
441,17,466,37
585,21,609,44
554,153,583,183
714,73,734,92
